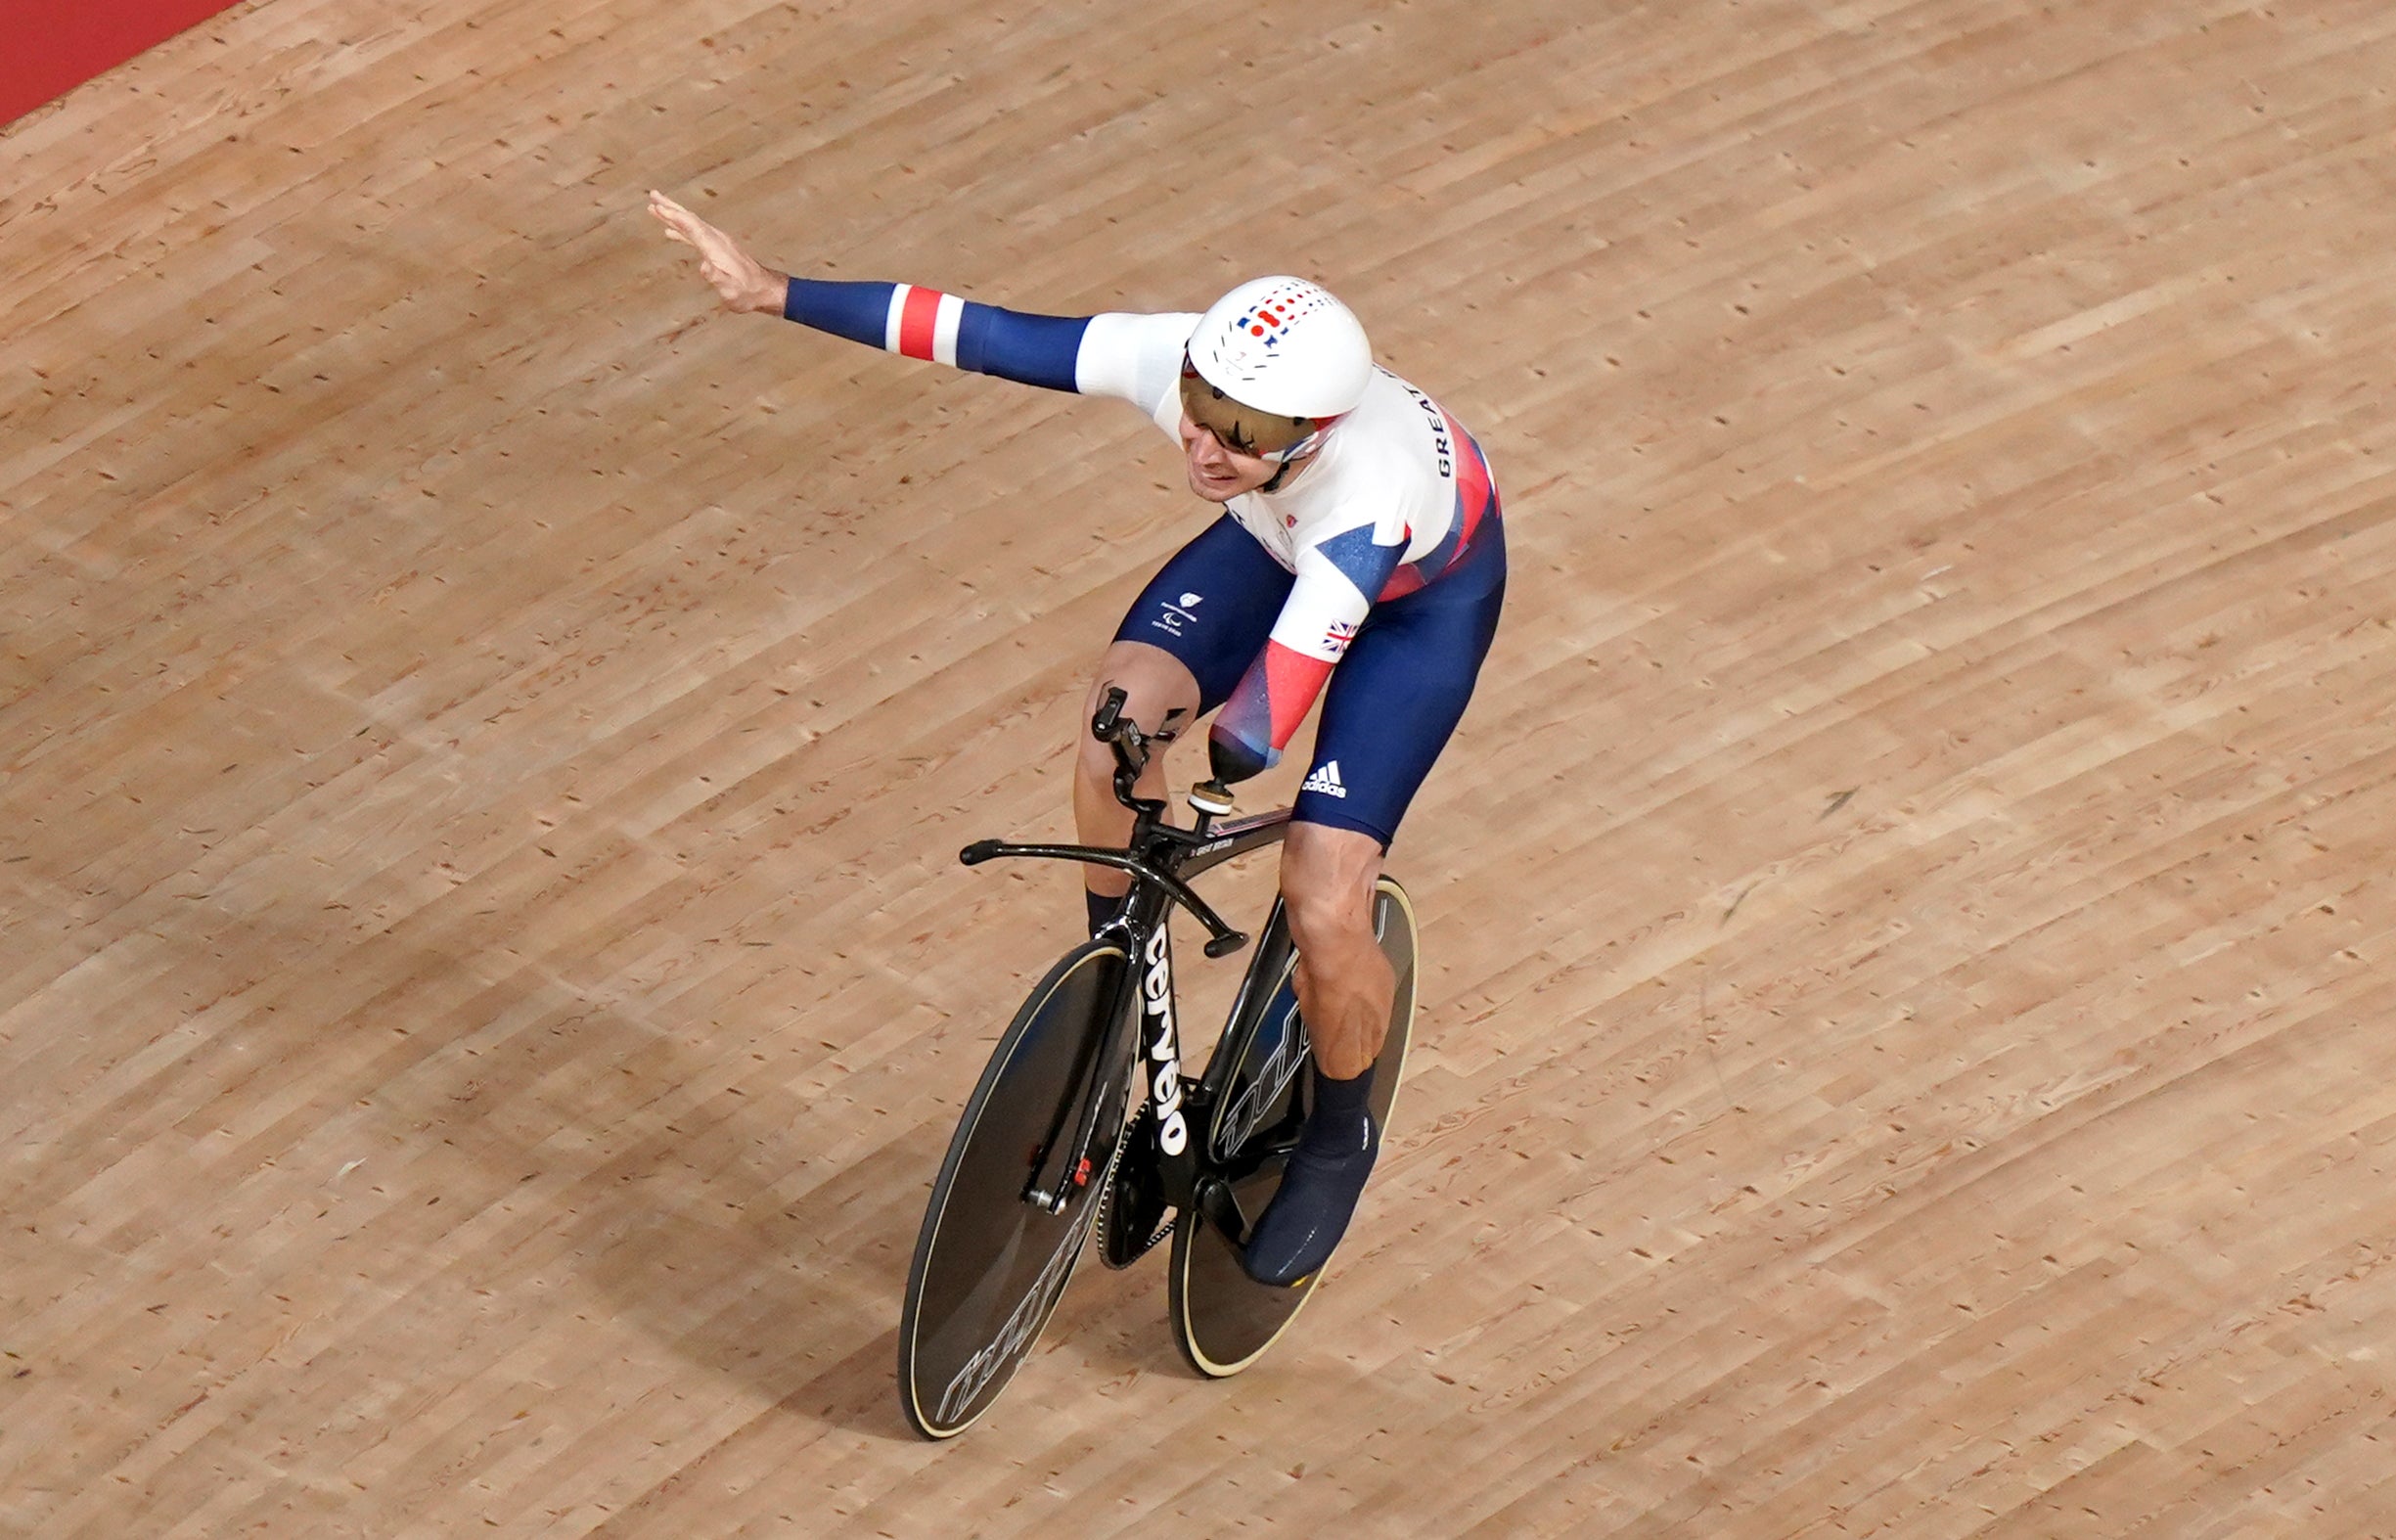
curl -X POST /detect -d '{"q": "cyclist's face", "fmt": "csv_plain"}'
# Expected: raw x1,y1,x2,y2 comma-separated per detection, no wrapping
1178,414,1281,502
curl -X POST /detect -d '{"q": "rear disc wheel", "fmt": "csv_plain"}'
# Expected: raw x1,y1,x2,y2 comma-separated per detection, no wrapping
1168,878,1419,1378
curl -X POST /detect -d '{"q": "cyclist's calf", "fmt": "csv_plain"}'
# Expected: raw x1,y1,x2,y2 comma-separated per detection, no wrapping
1280,823,1396,1081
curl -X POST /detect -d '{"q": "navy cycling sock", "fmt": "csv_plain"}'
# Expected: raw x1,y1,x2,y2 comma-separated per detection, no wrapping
1242,1063,1381,1287
1304,1064,1375,1151
1313,1072,1370,1130
1085,887,1121,937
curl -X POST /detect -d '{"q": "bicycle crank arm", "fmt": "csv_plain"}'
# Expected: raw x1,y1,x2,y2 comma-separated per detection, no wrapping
1194,1174,1254,1248
960,840,1250,958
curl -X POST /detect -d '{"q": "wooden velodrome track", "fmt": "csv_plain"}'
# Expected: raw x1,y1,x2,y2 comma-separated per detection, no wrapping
6,0,2396,1532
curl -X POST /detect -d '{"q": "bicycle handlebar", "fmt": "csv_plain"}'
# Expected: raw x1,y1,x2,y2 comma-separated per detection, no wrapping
956,690,1255,956
1090,687,1197,794
961,837,1251,957
1092,686,1126,742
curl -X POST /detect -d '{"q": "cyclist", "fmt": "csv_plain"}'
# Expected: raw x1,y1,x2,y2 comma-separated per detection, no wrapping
651,190,1506,1287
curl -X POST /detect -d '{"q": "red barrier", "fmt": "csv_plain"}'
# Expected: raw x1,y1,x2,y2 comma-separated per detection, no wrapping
2,0,249,127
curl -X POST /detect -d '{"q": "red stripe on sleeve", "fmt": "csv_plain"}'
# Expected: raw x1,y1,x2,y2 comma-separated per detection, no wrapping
897,287,945,359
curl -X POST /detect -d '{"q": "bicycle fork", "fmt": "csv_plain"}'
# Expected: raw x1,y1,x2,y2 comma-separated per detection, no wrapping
1024,896,1200,1215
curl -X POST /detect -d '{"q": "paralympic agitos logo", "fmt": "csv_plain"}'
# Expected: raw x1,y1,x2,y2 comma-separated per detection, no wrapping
1141,928,1190,1156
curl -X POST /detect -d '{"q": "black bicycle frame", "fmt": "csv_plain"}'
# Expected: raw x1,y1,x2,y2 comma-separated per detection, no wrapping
956,689,1292,1214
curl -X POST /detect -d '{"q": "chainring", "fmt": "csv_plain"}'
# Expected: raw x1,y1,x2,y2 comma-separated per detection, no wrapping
1096,1102,1176,1268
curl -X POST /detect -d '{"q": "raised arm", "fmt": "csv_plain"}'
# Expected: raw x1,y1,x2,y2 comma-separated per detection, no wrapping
776,275,1091,391
649,189,787,314
649,189,1188,400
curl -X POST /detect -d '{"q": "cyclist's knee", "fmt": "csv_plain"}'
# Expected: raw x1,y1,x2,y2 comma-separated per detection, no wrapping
1281,824,1382,954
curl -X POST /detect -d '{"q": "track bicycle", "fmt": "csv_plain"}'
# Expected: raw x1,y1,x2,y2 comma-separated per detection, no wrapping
896,688,1420,1439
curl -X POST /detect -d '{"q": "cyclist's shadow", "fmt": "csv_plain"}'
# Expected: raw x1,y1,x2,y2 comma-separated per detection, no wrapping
423,985,938,1441
419,897,1262,1442
543,1001,1198,1436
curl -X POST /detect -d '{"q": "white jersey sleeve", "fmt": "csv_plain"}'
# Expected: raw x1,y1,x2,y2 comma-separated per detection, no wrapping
1073,311,1201,429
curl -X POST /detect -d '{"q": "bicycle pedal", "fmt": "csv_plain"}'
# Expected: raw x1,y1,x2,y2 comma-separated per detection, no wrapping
1195,1175,1252,1247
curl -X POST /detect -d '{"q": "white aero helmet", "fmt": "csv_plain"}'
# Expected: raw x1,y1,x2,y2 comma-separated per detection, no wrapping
1180,276,1373,461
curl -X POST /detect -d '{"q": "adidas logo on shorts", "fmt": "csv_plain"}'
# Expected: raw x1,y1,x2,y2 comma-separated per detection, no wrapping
1300,760,1348,798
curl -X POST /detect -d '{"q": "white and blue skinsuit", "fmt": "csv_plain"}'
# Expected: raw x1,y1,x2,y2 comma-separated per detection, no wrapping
781,276,1507,847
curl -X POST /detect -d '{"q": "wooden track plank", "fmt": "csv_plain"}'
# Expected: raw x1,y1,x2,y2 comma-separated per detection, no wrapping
9,0,2396,1532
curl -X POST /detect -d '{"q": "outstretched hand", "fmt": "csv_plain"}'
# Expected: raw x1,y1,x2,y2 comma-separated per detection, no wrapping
648,190,786,316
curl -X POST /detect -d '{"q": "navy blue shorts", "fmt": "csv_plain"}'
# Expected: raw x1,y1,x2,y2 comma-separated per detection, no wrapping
1112,514,1507,847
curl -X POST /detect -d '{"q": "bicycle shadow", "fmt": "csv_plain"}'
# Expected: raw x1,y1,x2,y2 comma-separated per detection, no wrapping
366,957,936,1445
385,868,1287,1443
489,997,1212,1440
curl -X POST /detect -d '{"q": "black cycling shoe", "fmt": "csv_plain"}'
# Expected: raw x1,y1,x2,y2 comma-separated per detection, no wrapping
1241,1111,1380,1287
